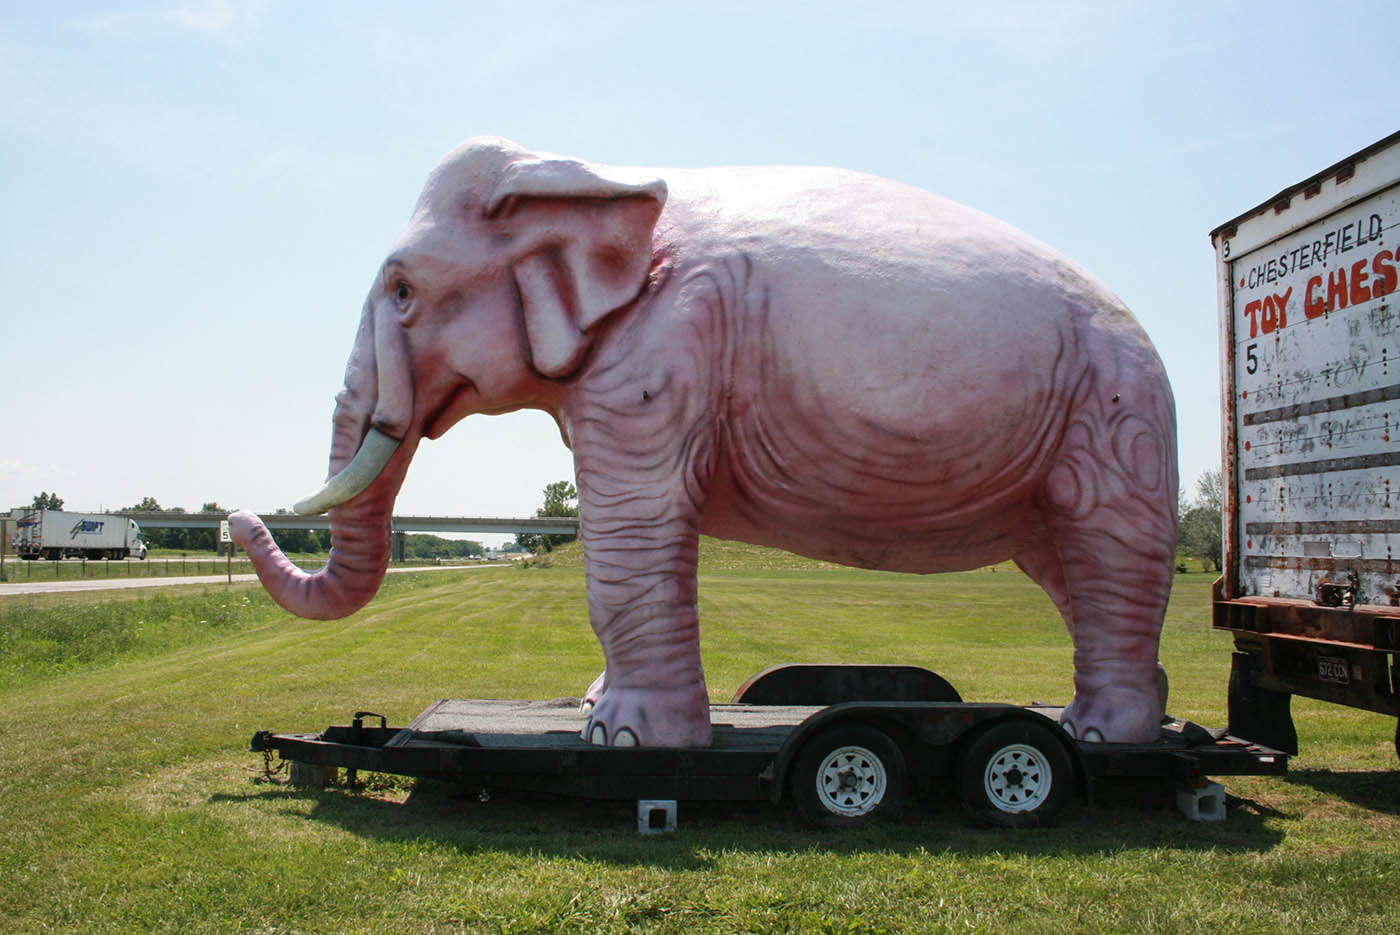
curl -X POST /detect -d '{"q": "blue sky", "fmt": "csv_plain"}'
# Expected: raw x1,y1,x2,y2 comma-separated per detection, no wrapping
3,1,1397,543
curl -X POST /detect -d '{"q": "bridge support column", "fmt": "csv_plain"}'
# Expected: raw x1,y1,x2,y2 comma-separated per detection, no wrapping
392,531,406,562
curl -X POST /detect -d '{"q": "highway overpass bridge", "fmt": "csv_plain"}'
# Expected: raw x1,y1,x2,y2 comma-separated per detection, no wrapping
119,512,580,560
120,512,581,535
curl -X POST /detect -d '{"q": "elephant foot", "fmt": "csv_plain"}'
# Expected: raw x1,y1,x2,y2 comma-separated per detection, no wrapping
1059,680,1164,744
579,669,608,716
583,682,712,748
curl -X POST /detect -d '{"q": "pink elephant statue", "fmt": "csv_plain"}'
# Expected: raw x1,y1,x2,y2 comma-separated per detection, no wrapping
232,138,1178,748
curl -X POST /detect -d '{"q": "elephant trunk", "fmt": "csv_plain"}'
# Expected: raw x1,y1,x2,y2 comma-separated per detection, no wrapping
231,294,418,620
230,434,417,619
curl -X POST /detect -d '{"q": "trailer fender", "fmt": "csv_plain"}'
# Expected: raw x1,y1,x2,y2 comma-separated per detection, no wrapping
734,664,961,706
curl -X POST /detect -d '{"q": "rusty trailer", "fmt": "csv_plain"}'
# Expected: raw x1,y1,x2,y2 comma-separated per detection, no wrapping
1211,132,1400,759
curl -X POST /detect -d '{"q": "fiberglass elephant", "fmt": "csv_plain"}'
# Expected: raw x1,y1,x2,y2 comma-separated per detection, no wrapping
231,137,1178,748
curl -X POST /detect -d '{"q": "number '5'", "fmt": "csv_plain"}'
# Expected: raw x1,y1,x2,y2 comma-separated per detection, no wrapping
1245,342,1259,375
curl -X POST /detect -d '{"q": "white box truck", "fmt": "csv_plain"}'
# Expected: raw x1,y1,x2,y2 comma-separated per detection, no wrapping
1210,131,1400,760
11,509,148,561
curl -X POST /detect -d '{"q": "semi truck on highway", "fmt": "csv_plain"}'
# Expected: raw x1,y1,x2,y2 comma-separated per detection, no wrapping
10,509,148,561
1210,131,1400,759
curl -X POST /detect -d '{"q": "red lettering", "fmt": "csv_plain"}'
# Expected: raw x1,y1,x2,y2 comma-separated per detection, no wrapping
1305,275,1326,317
1254,247,1391,341
1373,248,1397,297
1244,299,1262,338
1350,259,1372,305
1326,268,1349,311
1261,295,1279,333
1272,287,1292,329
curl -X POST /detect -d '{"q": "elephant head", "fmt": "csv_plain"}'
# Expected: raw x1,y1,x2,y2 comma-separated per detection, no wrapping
232,138,667,619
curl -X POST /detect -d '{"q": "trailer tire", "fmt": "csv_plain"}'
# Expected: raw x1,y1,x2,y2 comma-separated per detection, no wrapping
791,724,906,827
958,721,1072,828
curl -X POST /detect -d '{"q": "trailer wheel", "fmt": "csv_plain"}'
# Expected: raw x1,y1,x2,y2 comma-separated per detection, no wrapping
791,725,906,827
958,721,1072,827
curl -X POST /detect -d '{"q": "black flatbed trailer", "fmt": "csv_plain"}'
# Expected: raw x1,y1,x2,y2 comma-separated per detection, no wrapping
250,665,1287,828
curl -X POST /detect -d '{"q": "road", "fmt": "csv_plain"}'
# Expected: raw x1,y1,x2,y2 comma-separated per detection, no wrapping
0,563,506,597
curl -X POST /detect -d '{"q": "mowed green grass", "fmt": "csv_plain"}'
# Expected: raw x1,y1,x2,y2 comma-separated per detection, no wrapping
1,542,1397,933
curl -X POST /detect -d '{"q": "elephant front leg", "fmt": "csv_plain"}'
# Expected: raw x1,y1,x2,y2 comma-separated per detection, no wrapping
581,517,712,748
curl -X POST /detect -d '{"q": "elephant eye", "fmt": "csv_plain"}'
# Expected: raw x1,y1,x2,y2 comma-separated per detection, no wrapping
395,281,412,303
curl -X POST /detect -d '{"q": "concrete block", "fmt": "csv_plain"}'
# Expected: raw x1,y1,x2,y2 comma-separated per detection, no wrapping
637,799,677,834
289,761,338,788
1177,780,1226,822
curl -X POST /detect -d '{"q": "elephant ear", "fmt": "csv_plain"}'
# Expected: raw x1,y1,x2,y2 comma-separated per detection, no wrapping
487,155,667,378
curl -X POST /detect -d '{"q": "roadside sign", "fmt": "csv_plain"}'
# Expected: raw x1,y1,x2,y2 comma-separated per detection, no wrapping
220,520,231,544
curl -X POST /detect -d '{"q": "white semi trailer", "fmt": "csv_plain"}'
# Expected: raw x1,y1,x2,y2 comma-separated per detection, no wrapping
11,509,148,560
1210,131,1400,760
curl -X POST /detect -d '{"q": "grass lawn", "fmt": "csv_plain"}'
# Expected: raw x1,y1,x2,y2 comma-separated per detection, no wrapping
1,543,1397,933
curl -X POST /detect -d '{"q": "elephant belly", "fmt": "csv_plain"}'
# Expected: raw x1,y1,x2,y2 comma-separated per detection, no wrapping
699,389,1059,574
700,493,1045,573
699,318,1073,572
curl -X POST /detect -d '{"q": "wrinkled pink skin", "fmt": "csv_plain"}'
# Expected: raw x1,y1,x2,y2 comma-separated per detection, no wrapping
235,138,1178,747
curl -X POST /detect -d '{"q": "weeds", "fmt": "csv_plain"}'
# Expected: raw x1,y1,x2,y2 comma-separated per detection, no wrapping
0,589,274,687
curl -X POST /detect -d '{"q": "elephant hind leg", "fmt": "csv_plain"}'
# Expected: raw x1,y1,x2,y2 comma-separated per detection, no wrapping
1036,405,1178,744
1016,533,1172,743
1013,542,1072,635
1053,530,1172,743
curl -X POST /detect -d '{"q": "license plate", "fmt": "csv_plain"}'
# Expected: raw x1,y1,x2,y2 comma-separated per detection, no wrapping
1317,656,1350,684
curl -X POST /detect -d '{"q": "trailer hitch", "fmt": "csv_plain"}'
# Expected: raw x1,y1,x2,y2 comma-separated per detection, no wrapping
246,731,287,781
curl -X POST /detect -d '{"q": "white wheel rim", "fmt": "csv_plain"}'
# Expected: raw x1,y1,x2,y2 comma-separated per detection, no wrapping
814,744,888,817
982,742,1053,813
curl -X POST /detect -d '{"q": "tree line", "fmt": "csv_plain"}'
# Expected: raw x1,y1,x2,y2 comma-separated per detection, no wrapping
1178,469,1222,572
116,496,248,552
515,480,579,553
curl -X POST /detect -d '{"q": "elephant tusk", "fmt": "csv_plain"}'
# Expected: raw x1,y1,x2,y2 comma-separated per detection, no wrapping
293,427,401,515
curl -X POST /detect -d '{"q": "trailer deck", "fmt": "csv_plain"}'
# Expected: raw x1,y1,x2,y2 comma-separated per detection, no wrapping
251,665,1288,827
